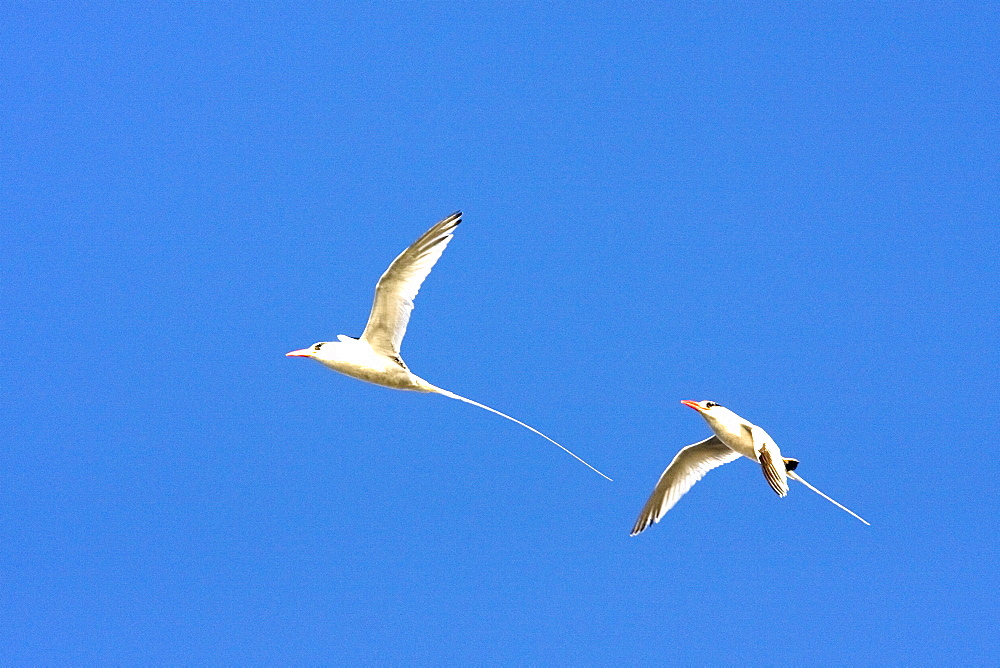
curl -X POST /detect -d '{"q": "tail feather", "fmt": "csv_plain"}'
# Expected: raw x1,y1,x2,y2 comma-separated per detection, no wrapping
432,387,612,481
788,470,870,525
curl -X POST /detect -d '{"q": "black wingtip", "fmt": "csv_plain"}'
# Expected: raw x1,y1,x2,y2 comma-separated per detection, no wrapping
437,211,462,228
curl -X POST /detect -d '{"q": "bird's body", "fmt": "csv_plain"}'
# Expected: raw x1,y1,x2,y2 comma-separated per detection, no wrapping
630,400,869,535
287,212,610,480
308,336,434,391
685,400,791,497
692,403,770,461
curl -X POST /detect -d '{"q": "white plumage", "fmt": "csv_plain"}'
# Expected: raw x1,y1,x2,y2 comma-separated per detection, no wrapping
287,212,611,480
631,400,869,535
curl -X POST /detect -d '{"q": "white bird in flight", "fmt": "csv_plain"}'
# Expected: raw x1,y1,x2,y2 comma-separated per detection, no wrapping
630,400,869,535
286,211,611,480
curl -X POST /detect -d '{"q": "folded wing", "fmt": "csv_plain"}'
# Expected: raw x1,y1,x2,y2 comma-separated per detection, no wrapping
361,212,462,355
750,425,789,497
631,436,741,536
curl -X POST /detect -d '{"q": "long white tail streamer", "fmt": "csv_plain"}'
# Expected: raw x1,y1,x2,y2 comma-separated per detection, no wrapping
788,471,870,525
433,387,612,481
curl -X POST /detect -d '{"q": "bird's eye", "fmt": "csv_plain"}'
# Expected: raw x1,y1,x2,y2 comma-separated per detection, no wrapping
314,343,324,350
705,402,718,408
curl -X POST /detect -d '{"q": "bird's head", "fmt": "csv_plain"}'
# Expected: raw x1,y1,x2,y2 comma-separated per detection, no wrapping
680,400,739,426
680,399,721,413
286,342,331,359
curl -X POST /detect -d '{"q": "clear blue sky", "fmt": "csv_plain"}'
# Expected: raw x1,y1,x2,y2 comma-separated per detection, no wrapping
3,3,998,663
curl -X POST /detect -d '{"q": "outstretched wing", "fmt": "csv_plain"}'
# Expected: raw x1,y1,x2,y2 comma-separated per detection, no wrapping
631,436,741,536
360,212,462,355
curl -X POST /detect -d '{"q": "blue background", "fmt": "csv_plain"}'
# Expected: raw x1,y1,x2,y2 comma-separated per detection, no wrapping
3,3,998,663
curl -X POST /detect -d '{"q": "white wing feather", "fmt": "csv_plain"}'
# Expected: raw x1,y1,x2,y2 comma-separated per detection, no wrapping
631,436,741,536
360,212,462,355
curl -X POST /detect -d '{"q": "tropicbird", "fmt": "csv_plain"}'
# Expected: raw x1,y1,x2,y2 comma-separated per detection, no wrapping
630,400,868,535
286,212,611,480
